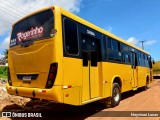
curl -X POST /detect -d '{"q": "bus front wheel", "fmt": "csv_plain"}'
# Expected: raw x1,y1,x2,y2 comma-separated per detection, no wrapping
111,83,121,107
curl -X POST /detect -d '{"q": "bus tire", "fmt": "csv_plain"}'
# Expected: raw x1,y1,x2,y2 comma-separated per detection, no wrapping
144,80,149,91
31,98,39,101
111,83,121,107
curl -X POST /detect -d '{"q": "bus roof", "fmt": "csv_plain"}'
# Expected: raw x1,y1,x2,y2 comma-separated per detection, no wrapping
12,6,149,55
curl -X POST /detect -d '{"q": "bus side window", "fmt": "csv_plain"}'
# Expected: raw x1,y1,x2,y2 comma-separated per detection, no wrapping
148,55,152,68
138,51,141,65
125,54,131,63
91,40,97,66
64,18,78,55
141,52,143,65
112,39,118,51
122,53,125,62
121,43,128,51
107,37,112,49
82,38,89,66
82,51,88,66
103,36,107,59
107,38,121,61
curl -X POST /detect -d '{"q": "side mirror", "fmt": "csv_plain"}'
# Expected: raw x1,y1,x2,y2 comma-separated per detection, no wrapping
151,57,155,64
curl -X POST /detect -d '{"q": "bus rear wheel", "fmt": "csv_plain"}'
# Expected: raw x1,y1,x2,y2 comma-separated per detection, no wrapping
111,83,121,107
144,79,149,91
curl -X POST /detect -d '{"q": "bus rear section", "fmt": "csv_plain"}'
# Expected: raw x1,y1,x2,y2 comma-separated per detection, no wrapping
7,8,63,103
153,61,160,78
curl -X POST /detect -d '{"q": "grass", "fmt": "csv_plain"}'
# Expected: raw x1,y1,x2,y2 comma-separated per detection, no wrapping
153,70,160,74
153,70,160,72
153,70,160,73
0,74,7,78
0,66,8,79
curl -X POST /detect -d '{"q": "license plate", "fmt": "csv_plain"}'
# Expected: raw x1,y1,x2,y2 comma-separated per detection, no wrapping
23,76,31,80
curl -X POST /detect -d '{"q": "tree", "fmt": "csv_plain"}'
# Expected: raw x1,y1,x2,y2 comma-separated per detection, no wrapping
1,49,8,63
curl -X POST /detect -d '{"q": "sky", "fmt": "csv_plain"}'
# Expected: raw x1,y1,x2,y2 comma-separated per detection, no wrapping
0,0,159,61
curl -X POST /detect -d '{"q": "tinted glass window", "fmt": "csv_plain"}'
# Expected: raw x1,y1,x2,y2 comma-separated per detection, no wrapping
118,42,121,51
10,9,54,47
144,54,148,66
128,55,131,63
107,37,112,49
103,36,107,51
148,55,152,68
138,51,141,64
122,53,125,62
112,39,121,51
143,53,145,59
121,43,128,51
122,54,130,63
108,50,122,61
64,18,78,55
103,36,107,58
112,39,119,51
142,53,145,65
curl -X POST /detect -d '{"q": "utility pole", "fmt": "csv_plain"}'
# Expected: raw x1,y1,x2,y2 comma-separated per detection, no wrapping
139,41,145,50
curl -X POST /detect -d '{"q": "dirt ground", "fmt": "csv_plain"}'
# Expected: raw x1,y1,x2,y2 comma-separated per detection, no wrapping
0,79,160,120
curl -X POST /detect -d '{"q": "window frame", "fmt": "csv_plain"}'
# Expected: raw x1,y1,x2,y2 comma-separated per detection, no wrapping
63,17,79,56
10,9,54,48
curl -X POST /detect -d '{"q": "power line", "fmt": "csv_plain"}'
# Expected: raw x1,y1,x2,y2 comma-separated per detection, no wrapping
0,18,12,24
0,4,23,18
2,0,30,14
30,1,43,11
0,7,20,19
0,0,27,15
0,14,15,24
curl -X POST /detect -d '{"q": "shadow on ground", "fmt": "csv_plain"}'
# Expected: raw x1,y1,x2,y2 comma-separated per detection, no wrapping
153,76,160,79
2,100,106,120
121,87,145,101
2,88,146,120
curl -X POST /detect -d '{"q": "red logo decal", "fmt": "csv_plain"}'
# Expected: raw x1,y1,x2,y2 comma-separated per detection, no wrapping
17,26,44,42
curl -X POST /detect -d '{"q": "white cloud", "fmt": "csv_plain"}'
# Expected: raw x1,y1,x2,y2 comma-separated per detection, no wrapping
127,37,139,45
0,22,11,35
0,0,82,35
0,53,4,59
0,0,82,50
0,35,10,49
127,37,157,47
104,26,113,32
144,40,157,46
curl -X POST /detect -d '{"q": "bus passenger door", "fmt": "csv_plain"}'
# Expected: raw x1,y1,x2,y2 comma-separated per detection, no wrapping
81,35,99,101
130,52,138,89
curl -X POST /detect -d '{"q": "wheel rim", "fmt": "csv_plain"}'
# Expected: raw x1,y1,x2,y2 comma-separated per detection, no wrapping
113,87,120,102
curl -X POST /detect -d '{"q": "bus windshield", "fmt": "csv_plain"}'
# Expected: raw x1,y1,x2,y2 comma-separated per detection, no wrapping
10,9,54,47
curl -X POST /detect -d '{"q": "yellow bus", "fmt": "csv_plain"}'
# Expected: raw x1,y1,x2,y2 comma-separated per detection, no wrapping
153,61,160,78
7,6,153,106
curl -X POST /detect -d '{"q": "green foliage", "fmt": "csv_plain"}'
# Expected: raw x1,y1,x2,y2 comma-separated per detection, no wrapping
0,66,8,78
1,49,8,59
1,49,8,62
0,74,7,78
153,70,160,72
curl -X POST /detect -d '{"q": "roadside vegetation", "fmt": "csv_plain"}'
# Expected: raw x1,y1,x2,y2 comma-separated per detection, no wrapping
0,66,8,78
153,61,160,74
0,49,8,78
